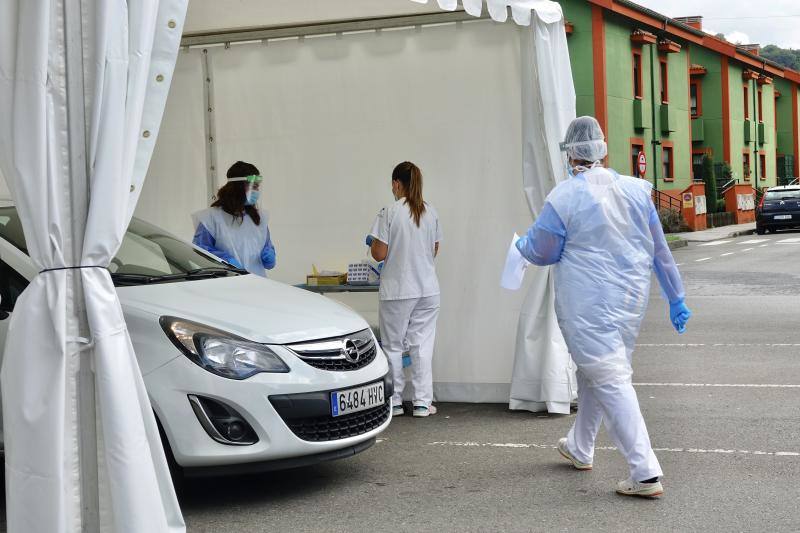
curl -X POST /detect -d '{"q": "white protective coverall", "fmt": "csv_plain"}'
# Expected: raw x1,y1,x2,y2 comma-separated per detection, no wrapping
192,207,274,277
370,199,442,408
516,166,685,482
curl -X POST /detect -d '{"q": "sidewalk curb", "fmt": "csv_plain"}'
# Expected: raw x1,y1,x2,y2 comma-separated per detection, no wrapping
668,239,688,250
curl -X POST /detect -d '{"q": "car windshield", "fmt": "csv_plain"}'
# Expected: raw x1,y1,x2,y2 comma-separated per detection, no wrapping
765,189,800,201
0,206,243,285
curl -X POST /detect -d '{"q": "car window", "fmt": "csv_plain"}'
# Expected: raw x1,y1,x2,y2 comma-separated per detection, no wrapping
0,259,28,312
765,190,800,201
0,207,238,282
0,209,28,254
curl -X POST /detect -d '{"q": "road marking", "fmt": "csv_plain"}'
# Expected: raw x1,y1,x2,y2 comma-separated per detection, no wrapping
698,240,733,246
675,263,683,266
758,244,769,247
634,382,800,388
738,239,770,245
777,237,800,243
720,252,734,257
695,257,712,262
427,441,800,458
637,343,800,347
742,247,754,251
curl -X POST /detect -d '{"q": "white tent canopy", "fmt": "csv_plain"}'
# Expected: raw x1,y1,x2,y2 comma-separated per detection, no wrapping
0,0,574,530
138,0,576,407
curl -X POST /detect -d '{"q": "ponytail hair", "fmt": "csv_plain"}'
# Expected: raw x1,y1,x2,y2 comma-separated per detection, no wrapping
392,161,426,227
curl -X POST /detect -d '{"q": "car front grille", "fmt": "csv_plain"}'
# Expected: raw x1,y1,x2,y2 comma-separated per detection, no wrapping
287,329,378,371
283,403,390,442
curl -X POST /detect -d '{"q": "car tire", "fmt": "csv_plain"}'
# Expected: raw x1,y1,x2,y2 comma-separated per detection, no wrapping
756,226,765,235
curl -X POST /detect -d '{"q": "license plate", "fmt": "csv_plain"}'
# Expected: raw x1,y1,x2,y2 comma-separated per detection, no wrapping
331,382,384,417
775,215,792,220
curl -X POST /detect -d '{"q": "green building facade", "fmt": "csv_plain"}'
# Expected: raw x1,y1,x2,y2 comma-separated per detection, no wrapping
558,0,800,201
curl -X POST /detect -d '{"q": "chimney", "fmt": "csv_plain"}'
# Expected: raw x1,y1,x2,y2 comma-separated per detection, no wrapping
740,44,761,56
674,16,703,31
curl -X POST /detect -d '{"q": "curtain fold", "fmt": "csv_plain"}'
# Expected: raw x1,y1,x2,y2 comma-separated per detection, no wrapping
0,1,188,531
508,6,578,414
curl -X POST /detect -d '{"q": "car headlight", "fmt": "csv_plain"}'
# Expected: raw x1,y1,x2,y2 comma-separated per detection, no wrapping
159,316,289,379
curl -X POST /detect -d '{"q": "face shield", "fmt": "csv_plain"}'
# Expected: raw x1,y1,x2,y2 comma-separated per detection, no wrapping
228,174,263,206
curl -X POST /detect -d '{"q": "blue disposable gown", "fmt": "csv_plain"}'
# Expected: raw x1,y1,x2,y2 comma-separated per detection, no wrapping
192,207,276,277
516,167,684,387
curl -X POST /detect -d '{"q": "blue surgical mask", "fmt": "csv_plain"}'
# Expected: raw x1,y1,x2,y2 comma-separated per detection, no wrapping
245,189,260,206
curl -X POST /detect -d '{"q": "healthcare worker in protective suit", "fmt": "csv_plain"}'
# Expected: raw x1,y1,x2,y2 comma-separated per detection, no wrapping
192,161,276,277
369,161,442,418
516,116,691,498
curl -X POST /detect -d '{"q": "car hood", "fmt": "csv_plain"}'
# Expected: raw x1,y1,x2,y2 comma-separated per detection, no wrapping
118,274,368,344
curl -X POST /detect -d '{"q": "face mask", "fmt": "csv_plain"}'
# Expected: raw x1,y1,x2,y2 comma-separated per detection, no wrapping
245,189,260,206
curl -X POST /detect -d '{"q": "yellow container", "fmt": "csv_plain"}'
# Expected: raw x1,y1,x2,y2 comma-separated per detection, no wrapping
306,273,347,286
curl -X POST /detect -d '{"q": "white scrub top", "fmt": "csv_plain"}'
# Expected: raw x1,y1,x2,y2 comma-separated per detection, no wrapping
370,199,442,301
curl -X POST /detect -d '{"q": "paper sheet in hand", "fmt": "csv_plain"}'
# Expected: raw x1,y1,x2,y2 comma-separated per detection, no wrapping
501,233,529,290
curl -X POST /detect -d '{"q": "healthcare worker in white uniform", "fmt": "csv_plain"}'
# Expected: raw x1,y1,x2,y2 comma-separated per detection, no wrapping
192,161,276,277
516,116,691,498
369,161,442,418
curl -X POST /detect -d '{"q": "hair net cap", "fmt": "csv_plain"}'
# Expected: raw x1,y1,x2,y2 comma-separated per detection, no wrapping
561,116,608,163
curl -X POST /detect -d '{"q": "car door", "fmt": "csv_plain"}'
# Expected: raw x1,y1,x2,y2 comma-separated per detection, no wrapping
0,258,30,446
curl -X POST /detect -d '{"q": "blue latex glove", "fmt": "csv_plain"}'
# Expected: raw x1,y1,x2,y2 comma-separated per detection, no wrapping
261,246,276,270
402,353,412,368
365,235,374,247
669,299,692,334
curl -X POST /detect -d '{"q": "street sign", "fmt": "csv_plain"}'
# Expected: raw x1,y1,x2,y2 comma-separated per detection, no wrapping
637,151,647,177
682,192,694,209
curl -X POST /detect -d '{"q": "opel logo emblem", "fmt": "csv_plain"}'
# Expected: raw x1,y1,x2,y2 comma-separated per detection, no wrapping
341,339,360,363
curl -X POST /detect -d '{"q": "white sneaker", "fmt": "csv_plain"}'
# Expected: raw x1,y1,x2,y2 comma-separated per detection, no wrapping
392,405,404,417
557,438,593,470
412,405,437,417
616,477,664,498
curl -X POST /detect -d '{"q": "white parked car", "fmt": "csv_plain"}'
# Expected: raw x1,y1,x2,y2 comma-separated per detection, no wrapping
0,203,391,478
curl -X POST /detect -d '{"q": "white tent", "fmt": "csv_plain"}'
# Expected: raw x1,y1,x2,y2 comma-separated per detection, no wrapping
139,0,577,407
0,0,574,530
0,1,187,531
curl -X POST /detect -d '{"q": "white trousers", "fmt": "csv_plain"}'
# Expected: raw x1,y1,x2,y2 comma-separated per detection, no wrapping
565,371,662,482
379,295,440,408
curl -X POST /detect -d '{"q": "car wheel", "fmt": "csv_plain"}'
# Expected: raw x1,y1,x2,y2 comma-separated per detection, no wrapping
756,226,765,235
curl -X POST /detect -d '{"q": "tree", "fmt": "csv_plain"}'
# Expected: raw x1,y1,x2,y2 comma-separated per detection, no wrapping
760,45,800,71
702,154,719,213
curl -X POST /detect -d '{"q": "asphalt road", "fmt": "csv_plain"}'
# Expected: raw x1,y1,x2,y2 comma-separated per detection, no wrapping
5,230,800,532
172,230,800,532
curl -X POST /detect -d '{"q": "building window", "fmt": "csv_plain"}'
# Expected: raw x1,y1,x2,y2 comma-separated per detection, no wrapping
743,152,751,181
692,153,705,181
659,57,669,103
743,85,750,119
757,89,763,123
631,142,645,178
690,81,702,117
759,153,767,181
662,146,674,181
633,51,643,99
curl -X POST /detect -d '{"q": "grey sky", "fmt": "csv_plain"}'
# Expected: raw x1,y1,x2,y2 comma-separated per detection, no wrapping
632,0,800,49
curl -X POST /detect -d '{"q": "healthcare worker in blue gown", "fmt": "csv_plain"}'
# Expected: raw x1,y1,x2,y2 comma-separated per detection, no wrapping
192,161,276,276
516,116,691,499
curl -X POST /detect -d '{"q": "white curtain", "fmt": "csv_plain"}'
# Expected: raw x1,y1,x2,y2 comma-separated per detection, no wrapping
413,0,578,411
509,7,578,413
0,1,187,531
